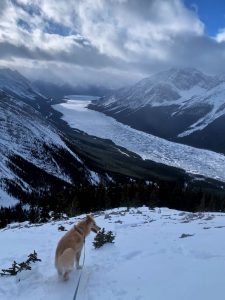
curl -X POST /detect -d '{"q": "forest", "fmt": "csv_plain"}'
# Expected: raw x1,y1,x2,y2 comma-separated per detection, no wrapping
1,179,225,229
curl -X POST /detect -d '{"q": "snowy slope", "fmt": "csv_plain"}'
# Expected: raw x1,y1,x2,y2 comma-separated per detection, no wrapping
53,99,225,183
177,82,225,136
90,68,225,151
95,68,223,109
0,91,94,207
0,68,46,101
97,68,222,109
1,207,225,300
0,92,70,180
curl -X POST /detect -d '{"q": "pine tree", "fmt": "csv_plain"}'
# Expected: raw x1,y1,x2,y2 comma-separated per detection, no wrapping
0,251,41,276
93,228,115,249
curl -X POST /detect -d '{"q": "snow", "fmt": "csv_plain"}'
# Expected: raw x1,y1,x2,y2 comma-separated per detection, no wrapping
89,170,101,185
118,149,130,157
64,95,100,101
157,85,206,108
1,207,225,300
0,68,46,100
0,187,19,207
53,99,225,182
0,96,73,184
178,83,225,137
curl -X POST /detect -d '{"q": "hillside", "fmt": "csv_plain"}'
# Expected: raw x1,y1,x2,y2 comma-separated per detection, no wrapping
0,90,98,207
0,207,225,300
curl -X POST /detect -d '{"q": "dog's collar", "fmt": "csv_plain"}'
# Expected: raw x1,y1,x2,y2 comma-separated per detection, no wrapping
74,225,85,237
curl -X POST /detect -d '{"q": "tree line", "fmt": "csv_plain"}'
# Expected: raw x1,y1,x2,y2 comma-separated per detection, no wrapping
1,180,225,228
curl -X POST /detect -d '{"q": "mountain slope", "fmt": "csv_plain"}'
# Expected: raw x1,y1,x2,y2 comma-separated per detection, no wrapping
89,68,225,153
0,68,58,120
0,90,95,206
1,207,225,300
0,68,45,101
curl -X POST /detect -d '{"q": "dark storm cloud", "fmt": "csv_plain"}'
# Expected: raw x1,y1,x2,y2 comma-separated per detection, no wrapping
167,35,225,75
0,0,8,14
0,40,125,70
11,0,41,17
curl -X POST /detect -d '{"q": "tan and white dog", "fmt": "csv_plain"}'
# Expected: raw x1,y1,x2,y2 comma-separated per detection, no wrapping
55,215,100,281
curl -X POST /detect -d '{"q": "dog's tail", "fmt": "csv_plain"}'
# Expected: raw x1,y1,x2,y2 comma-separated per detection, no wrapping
55,248,75,280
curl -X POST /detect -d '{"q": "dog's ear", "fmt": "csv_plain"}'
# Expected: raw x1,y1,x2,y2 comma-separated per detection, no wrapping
86,214,93,222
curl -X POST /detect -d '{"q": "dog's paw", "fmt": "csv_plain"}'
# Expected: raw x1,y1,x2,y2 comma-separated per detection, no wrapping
77,265,82,270
63,272,69,281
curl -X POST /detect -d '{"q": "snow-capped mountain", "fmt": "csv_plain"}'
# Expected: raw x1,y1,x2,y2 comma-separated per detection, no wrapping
0,68,56,118
0,68,46,101
90,68,225,154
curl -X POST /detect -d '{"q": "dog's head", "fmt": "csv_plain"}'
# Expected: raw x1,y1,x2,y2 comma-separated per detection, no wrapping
86,215,101,234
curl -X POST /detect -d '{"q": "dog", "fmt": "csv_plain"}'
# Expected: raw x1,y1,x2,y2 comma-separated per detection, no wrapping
55,215,100,281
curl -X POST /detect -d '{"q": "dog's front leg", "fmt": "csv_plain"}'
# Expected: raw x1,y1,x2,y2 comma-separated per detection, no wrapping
76,251,82,269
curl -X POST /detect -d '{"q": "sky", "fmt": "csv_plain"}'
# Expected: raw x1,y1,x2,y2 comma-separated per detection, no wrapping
0,0,225,88
184,0,225,36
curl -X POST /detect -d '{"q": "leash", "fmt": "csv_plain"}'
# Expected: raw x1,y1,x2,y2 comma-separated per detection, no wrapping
72,238,86,300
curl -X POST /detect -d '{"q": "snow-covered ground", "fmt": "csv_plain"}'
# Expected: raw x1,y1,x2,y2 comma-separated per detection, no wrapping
0,188,18,207
1,207,225,300
53,98,225,182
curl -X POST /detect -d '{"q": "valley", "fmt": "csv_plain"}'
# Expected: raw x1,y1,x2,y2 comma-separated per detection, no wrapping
53,97,225,183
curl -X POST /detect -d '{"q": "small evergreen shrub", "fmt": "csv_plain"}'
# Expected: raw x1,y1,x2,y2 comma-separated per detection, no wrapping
51,211,65,221
179,233,194,239
58,225,67,231
93,228,115,249
0,251,41,276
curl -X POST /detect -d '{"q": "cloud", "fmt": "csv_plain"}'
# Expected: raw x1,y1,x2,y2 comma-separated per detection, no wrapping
0,0,8,14
77,0,204,61
215,28,225,43
0,0,224,87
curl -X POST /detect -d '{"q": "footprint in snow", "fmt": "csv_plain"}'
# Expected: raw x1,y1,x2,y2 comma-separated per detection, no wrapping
123,250,142,260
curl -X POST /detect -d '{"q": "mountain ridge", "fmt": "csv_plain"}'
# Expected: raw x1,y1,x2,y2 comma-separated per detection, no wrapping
89,67,225,154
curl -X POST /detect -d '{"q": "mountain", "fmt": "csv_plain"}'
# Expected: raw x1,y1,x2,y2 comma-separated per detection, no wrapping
1,207,225,300
0,68,45,101
0,68,56,119
89,68,225,154
33,80,113,100
0,89,103,207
